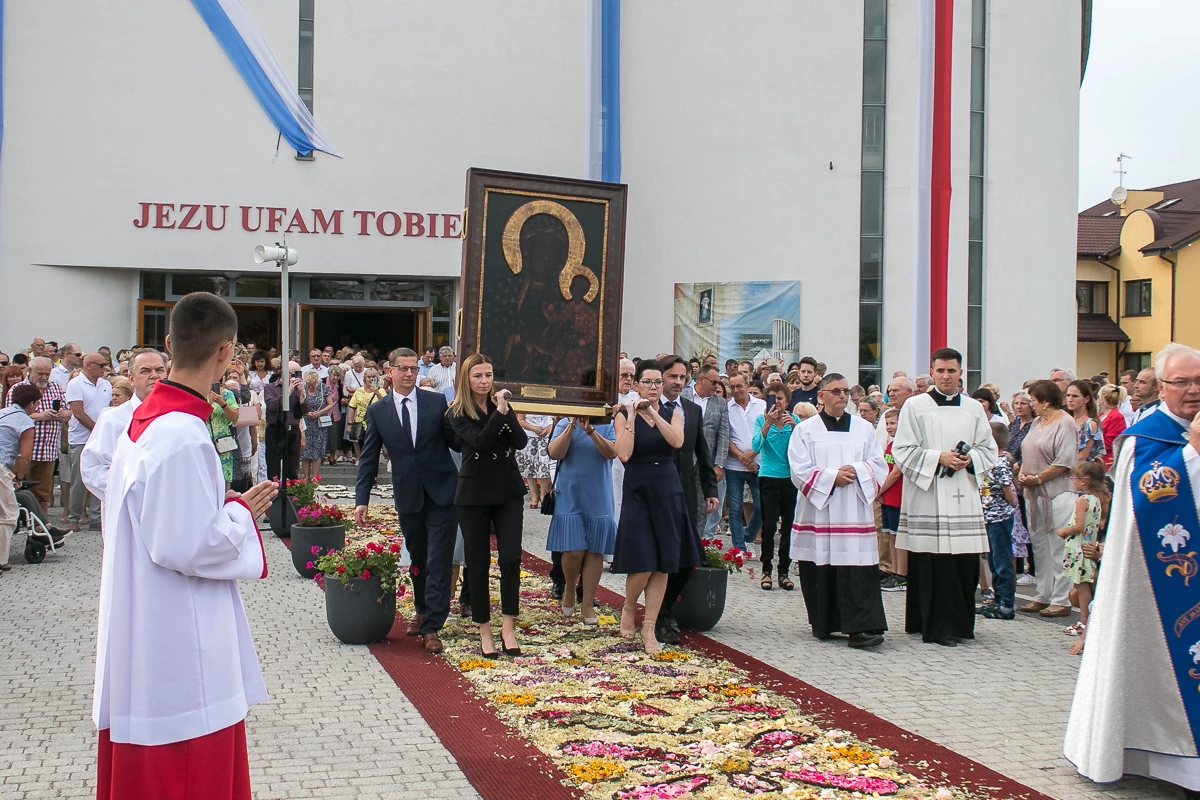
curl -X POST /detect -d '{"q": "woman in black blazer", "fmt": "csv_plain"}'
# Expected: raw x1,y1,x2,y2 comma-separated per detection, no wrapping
447,353,529,657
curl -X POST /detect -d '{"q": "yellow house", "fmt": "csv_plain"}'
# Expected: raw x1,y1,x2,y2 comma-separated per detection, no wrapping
1077,179,1200,379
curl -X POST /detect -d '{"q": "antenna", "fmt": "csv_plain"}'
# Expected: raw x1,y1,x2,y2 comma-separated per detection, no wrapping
1111,152,1132,206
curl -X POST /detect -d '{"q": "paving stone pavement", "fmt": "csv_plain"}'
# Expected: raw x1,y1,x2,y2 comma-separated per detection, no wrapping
518,511,1182,800
0,493,1183,800
0,506,479,800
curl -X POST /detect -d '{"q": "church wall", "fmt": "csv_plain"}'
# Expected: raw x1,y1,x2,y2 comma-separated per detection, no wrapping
981,0,1080,397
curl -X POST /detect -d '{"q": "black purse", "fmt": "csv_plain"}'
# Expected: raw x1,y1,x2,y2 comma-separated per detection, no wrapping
540,448,562,516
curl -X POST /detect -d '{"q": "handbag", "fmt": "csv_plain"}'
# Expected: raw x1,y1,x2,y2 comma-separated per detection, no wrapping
346,421,364,442
214,435,239,455
318,415,333,428
540,452,562,516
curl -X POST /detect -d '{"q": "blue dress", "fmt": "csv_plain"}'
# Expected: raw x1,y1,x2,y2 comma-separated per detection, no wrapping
546,419,617,554
610,410,702,574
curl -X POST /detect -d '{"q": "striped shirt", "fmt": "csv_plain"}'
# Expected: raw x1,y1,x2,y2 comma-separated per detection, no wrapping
6,380,66,462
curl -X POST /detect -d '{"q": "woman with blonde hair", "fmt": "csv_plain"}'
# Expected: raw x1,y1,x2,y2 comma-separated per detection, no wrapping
108,377,133,407
791,401,818,420
448,353,529,657
299,370,334,479
1097,383,1127,469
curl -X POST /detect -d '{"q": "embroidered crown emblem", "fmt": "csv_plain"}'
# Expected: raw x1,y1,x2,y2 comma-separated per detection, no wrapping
1140,461,1181,503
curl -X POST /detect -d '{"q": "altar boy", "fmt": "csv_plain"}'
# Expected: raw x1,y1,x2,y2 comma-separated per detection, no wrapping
93,292,277,799
788,372,890,648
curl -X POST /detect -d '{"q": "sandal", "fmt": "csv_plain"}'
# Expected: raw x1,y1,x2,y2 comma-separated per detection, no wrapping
1062,622,1085,636
761,575,773,591
778,575,794,591
981,606,1014,620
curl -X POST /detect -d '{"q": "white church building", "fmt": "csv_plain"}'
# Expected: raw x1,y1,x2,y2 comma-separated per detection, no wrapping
0,0,1083,395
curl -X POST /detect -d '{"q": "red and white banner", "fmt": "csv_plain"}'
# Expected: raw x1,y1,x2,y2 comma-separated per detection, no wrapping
911,0,954,364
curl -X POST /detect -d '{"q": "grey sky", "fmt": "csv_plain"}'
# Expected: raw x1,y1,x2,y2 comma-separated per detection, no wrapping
1078,0,1200,208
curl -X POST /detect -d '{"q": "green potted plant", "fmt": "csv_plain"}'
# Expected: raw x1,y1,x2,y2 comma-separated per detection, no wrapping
673,538,747,632
313,540,401,644
290,503,346,579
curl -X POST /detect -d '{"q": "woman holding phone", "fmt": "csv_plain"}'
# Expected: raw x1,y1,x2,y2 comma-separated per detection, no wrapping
610,358,701,654
448,354,529,658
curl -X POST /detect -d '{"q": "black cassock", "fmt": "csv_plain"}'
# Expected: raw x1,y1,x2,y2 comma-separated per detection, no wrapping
796,411,888,638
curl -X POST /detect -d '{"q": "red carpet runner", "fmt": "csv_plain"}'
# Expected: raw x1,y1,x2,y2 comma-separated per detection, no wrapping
356,551,1053,800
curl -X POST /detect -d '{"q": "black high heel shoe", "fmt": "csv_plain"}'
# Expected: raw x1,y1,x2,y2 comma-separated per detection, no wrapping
500,630,522,657
480,646,499,660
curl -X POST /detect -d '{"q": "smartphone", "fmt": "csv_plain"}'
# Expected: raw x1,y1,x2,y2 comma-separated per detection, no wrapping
51,400,61,411
291,371,302,381
211,382,222,393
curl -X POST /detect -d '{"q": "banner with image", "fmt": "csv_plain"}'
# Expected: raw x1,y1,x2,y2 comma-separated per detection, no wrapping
673,281,801,369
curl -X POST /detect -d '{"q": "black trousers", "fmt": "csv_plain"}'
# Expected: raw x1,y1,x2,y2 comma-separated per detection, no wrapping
549,550,564,587
662,569,690,617
401,491,458,636
758,476,797,577
264,424,300,481
796,561,887,637
905,552,980,643
458,497,524,624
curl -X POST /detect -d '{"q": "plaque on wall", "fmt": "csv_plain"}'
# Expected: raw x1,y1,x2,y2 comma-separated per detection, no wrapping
458,168,627,418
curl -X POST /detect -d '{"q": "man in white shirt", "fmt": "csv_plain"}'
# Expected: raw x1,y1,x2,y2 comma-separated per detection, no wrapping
425,346,457,392
51,343,83,392
81,349,167,499
66,353,113,530
1118,369,1137,425
300,349,328,380
725,373,766,551
612,358,640,523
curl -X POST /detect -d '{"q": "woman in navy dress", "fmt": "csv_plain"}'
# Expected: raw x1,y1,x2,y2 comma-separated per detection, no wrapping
611,359,701,653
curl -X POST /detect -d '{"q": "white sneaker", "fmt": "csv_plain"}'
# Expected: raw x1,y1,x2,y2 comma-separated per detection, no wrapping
1016,573,1035,586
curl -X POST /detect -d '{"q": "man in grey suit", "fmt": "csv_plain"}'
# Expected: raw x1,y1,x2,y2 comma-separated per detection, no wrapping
683,364,730,539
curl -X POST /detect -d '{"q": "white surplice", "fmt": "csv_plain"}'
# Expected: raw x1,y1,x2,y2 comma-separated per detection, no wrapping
893,393,996,554
1065,434,1200,789
80,394,141,500
94,383,268,746
788,414,888,566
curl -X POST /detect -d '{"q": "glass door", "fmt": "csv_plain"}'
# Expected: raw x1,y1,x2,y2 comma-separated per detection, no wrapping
138,300,174,349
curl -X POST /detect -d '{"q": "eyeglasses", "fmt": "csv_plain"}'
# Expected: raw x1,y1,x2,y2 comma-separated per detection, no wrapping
0,361,8,367
1161,377,1200,390
821,388,848,396
619,372,635,379
639,379,664,387
391,365,419,373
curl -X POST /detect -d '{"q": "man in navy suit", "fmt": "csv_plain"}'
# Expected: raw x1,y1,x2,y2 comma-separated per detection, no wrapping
354,347,460,653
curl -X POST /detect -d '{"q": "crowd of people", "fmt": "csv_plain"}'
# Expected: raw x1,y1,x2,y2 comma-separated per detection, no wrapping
8,291,1199,796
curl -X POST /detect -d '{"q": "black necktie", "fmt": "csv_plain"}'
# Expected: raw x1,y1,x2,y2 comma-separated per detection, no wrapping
400,396,412,443
664,400,677,409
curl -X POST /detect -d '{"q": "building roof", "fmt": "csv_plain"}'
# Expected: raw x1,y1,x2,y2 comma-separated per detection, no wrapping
1077,216,1123,258
1079,178,1200,256
1077,314,1129,343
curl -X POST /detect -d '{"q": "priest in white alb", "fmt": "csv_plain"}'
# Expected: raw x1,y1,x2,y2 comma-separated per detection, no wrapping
788,372,889,649
1066,344,1200,796
94,292,277,800
80,348,167,500
893,348,996,646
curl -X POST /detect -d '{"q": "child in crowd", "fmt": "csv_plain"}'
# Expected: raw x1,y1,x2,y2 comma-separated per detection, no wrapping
1058,460,1108,639
978,422,1016,619
878,408,906,592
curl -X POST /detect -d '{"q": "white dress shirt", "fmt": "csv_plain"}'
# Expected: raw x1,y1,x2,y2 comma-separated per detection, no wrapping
726,396,766,471
392,388,419,445
661,396,684,423
1118,396,1134,427
301,363,329,380
693,393,710,416
50,364,72,393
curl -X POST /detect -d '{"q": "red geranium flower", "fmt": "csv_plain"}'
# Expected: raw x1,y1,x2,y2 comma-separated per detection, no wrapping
362,569,371,580
335,565,346,574
389,543,401,553
723,552,732,561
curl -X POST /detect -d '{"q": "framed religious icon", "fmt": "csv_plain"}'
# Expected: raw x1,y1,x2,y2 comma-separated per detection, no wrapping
459,168,627,418
697,286,714,327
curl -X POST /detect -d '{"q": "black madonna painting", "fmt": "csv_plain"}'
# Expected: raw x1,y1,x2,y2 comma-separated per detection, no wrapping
459,169,627,417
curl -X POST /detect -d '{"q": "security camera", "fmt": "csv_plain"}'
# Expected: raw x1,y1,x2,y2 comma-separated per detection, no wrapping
254,244,298,265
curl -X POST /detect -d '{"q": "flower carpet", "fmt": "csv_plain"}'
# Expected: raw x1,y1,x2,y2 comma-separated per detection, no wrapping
314,506,1051,800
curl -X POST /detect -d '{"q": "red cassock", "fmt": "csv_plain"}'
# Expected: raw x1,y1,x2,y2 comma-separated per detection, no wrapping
97,722,250,800
93,382,269,799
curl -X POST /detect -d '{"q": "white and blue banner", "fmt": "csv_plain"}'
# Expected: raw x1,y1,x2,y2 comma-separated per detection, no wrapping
189,0,339,157
584,0,620,183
